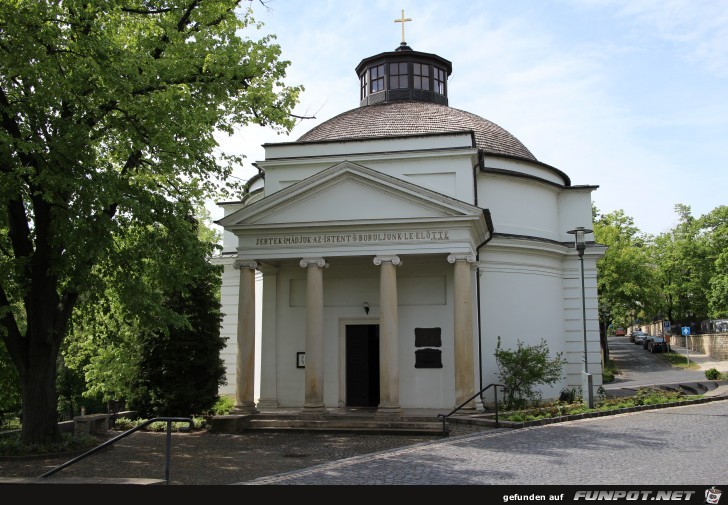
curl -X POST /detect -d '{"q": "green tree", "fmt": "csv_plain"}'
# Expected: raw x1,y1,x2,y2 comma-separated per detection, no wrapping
0,340,21,426
593,208,655,333
651,205,713,325
132,257,225,418
64,204,225,418
699,206,728,318
494,337,565,410
0,0,301,444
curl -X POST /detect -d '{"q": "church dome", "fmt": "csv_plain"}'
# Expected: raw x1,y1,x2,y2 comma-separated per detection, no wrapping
297,100,537,161
296,42,537,161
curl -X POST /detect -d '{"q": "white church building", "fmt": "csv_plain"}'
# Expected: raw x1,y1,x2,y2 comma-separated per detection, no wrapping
213,39,605,415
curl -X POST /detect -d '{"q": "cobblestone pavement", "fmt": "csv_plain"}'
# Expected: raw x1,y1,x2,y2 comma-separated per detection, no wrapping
242,399,728,485
0,431,440,485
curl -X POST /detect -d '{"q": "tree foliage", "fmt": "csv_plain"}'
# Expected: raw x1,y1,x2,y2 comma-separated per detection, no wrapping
64,205,226,418
494,337,565,410
0,0,301,444
699,206,728,317
595,204,728,336
593,208,655,329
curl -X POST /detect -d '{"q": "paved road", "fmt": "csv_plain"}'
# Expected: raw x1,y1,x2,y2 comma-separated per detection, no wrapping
238,336,728,486
604,335,724,389
243,399,728,485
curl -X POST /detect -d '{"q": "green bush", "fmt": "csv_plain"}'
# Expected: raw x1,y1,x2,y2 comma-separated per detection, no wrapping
207,395,235,415
112,415,206,432
494,336,566,410
705,368,722,380
0,432,98,456
500,387,696,423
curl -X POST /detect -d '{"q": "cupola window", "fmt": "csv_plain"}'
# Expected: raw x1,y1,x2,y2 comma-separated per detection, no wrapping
360,73,368,100
389,62,408,89
369,63,385,93
434,66,446,95
413,63,430,91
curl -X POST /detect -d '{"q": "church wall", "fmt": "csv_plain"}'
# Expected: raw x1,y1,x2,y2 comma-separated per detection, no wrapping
558,189,596,235
478,174,561,240
562,253,602,391
478,247,570,401
263,133,475,161
261,150,476,202
266,257,457,408
483,157,565,186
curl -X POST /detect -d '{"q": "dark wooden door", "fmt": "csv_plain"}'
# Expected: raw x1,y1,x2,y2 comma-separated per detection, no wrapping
345,325,380,407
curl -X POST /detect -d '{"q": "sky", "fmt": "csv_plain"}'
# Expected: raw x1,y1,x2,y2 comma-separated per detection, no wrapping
210,0,728,237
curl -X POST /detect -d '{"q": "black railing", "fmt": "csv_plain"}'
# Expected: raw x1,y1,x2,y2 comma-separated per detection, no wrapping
38,417,193,485
437,383,505,435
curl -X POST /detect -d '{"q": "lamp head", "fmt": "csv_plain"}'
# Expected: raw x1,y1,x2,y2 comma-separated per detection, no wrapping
567,226,593,257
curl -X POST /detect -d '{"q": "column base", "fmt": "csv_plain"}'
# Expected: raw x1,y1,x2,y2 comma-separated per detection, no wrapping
375,405,402,417
233,402,259,414
454,404,477,414
256,398,279,409
300,405,327,417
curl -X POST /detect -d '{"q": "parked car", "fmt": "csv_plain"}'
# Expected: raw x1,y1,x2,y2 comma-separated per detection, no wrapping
642,335,655,349
648,336,668,353
614,328,626,336
633,332,649,345
629,330,646,343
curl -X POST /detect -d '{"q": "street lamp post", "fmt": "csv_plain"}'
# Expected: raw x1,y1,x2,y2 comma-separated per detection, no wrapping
567,226,594,408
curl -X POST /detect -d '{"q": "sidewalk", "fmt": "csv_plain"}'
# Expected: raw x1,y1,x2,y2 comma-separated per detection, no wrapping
668,344,728,371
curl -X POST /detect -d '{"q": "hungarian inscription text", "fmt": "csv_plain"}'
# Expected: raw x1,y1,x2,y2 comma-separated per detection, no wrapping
254,230,450,246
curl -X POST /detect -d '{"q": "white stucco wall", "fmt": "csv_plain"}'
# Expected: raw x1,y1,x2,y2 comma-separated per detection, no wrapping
266,257,458,409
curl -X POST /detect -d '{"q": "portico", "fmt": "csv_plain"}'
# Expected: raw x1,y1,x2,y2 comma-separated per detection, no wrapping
218,161,492,413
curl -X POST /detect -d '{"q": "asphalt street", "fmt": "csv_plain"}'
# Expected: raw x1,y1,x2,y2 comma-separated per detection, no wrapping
242,336,728,485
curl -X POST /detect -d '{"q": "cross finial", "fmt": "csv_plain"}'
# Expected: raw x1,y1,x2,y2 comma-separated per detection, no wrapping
394,9,412,44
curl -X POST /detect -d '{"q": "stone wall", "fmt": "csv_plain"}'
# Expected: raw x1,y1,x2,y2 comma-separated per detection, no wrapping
670,334,728,361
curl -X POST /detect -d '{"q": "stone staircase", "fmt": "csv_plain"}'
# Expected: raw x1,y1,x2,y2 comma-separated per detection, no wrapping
209,410,448,436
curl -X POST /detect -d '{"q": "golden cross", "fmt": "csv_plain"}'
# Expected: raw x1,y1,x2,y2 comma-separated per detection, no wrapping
394,9,412,43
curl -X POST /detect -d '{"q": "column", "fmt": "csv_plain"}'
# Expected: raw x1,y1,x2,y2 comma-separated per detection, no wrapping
300,257,328,414
448,253,476,409
256,264,279,408
233,260,259,414
374,255,402,415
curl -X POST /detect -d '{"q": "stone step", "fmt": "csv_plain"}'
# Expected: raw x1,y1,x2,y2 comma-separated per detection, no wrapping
0,477,167,485
209,415,445,435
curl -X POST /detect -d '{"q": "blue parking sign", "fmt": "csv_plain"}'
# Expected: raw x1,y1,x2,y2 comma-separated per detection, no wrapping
681,326,690,336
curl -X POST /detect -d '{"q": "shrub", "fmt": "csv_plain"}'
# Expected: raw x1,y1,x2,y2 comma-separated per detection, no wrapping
705,368,721,380
112,416,206,432
0,432,98,456
206,395,235,416
494,336,566,410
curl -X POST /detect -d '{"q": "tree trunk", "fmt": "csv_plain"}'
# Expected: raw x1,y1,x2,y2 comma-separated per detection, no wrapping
19,335,62,445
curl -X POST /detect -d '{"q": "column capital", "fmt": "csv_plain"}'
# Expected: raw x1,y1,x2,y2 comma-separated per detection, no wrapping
447,253,476,264
233,259,258,270
300,257,328,269
373,255,402,266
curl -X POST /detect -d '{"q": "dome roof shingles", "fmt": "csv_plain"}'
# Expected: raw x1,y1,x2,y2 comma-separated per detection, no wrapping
297,101,537,161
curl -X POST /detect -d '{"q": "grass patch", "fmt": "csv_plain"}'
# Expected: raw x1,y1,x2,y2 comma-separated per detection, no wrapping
602,358,620,383
500,387,698,423
658,351,701,369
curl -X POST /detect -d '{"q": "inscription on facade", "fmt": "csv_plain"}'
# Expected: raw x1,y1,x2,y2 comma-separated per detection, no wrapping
254,230,450,246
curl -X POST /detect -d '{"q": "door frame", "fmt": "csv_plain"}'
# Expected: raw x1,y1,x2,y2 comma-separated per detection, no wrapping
338,317,379,408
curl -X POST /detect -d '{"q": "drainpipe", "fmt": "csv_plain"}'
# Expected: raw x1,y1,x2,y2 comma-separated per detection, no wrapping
473,150,495,405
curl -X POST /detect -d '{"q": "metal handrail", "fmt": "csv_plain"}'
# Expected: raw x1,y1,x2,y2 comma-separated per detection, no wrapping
437,383,505,435
38,416,193,485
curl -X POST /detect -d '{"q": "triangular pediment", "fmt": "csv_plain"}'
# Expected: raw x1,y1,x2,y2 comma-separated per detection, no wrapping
218,161,483,228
